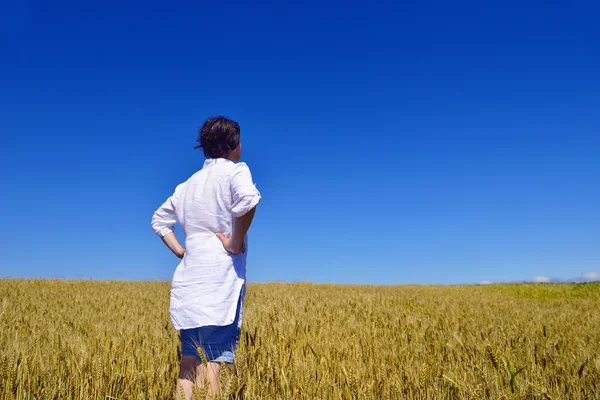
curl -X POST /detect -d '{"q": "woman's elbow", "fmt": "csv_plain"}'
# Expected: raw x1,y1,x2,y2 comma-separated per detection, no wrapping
150,219,160,236
231,194,261,218
150,213,165,237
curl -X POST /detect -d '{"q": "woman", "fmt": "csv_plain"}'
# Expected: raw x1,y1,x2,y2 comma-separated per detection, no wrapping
151,116,261,399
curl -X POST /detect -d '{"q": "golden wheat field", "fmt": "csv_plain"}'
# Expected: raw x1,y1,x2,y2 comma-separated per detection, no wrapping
0,279,599,399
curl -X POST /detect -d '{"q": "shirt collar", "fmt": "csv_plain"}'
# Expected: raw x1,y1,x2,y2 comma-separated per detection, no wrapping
203,158,232,168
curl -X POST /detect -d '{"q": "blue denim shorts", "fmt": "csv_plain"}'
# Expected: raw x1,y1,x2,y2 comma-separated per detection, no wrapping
179,290,244,363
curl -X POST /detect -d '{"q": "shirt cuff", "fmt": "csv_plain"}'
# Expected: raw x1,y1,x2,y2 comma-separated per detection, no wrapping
155,227,174,238
231,191,261,218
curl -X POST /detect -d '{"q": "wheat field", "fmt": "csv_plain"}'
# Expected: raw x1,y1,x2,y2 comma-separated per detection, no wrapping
0,279,599,399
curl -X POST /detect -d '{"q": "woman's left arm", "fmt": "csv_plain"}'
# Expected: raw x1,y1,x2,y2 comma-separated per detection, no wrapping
151,183,186,258
160,232,185,259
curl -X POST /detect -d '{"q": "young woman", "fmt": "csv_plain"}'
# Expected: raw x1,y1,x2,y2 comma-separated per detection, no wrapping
151,116,261,399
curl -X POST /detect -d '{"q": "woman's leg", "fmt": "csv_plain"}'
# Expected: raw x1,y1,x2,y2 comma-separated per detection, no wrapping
196,362,221,398
176,355,200,400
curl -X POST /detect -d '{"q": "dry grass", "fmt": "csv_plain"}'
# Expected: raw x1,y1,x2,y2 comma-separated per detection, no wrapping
1,279,599,399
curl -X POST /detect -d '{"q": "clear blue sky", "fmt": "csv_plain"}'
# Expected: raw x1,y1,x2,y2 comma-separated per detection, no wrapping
1,0,598,284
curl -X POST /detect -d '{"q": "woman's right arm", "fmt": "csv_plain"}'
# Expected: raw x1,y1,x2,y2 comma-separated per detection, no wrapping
217,163,261,254
217,207,256,254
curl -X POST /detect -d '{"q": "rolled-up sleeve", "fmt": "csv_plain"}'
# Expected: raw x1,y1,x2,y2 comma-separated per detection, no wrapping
230,163,261,217
151,183,184,237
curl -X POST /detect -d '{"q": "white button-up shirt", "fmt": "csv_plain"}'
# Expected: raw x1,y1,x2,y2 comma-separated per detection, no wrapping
151,158,261,329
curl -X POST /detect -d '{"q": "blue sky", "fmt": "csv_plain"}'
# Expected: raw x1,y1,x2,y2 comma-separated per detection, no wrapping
1,0,598,284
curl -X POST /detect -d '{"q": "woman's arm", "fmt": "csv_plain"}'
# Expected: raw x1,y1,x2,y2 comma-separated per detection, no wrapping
217,163,261,254
217,207,256,254
161,232,186,259
151,183,186,258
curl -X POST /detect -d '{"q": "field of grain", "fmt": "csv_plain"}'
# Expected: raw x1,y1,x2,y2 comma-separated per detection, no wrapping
0,279,599,399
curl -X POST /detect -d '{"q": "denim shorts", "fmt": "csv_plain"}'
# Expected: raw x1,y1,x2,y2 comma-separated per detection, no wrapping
179,290,244,363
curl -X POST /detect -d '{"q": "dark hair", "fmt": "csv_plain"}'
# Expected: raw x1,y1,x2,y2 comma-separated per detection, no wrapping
195,116,240,158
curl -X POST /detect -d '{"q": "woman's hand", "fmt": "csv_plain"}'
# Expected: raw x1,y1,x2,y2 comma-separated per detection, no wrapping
216,233,245,255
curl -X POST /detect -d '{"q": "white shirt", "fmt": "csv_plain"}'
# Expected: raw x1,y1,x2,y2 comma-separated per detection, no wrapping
151,158,261,330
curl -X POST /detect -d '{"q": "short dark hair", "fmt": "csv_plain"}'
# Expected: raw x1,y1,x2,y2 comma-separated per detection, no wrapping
195,116,240,158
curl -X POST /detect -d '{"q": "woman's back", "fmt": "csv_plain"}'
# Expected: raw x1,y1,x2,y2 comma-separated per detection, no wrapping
180,159,238,260
178,158,259,269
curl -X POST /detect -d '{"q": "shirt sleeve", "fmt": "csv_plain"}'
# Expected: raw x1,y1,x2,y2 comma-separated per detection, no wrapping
151,183,185,237
230,163,261,217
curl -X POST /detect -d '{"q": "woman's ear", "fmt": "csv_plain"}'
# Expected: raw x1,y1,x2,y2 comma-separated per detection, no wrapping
228,143,242,161
233,143,242,161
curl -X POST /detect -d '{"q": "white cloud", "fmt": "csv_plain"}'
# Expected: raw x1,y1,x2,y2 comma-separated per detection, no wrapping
581,272,600,282
533,276,551,283
479,280,493,285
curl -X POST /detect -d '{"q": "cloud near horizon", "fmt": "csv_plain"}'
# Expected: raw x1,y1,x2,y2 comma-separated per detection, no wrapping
479,272,600,285
533,275,552,283
532,272,600,283
581,272,600,282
